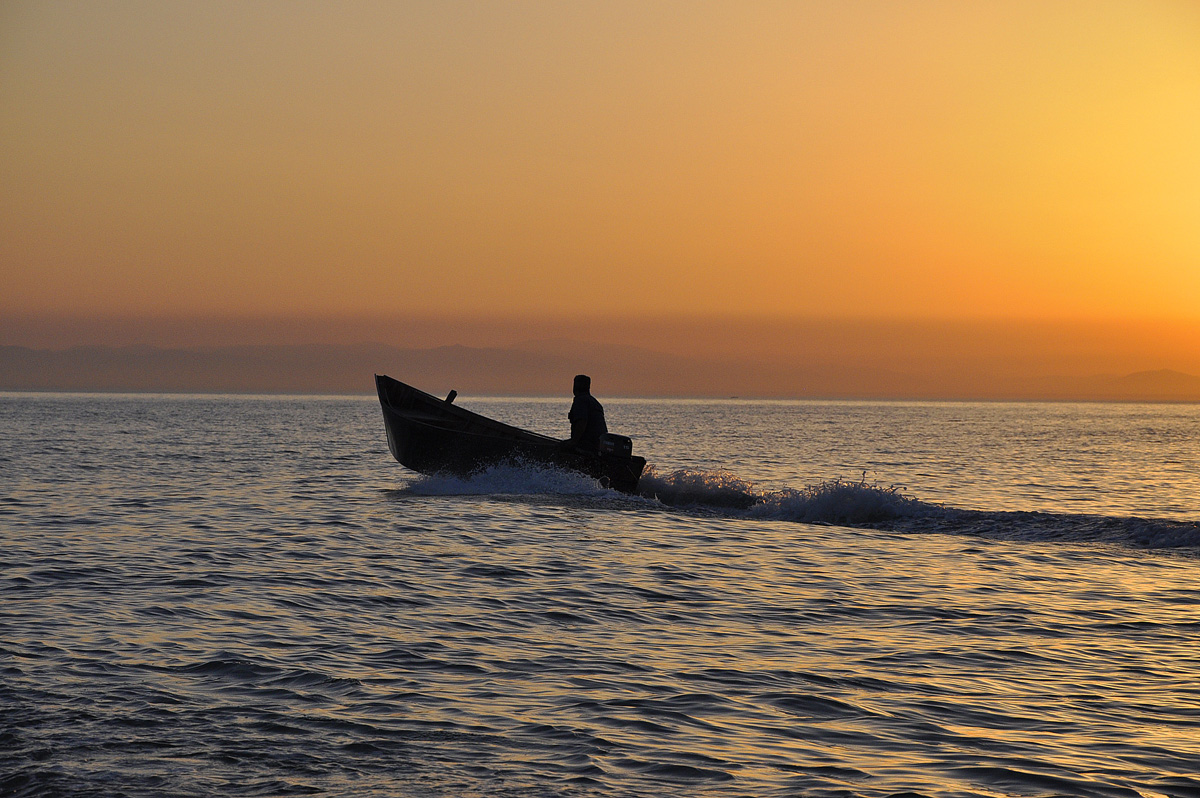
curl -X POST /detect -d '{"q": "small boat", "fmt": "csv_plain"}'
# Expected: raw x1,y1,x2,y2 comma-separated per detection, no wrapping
375,375,647,493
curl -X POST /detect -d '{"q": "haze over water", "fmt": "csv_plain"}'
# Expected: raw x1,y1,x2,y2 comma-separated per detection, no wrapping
4,393,1198,797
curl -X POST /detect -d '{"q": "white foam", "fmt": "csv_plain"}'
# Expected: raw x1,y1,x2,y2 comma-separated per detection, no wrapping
637,465,931,522
404,461,1200,550
637,465,758,508
749,478,934,525
405,462,611,497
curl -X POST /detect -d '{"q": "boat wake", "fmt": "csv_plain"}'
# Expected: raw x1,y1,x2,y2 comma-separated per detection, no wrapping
639,465,928,523
405,461,613,497
399,462,1200,551
640,465,1200,551
635,466,760,510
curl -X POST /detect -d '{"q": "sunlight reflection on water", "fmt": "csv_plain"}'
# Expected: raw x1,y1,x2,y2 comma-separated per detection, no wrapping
2,394,1199,797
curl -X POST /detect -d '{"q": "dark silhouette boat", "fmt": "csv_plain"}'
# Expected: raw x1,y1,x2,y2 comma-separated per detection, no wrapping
375,375,647,493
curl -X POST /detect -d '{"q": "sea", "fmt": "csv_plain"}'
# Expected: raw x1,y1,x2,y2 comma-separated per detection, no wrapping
2,392,1199,798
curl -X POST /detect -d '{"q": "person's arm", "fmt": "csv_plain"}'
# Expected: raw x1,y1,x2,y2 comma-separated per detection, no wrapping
566,399,584,445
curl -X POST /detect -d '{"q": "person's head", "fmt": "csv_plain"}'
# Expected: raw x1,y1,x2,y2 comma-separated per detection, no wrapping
573,374,591,396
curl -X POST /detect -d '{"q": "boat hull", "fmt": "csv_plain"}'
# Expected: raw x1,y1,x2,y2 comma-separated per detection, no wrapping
375,375,646,493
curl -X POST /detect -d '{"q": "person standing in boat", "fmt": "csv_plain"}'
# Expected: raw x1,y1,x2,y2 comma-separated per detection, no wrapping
565,374,607,453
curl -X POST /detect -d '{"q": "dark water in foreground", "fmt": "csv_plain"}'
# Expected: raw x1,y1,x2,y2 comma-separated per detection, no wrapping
3,394,1199,797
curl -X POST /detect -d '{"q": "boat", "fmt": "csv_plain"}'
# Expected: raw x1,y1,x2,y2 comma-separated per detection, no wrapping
375,375,647,493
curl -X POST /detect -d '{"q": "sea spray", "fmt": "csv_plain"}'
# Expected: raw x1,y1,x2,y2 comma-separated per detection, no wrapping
405,462,1200,550
750,476,933,525
638,465,932,523
636,465,758,509
405,461,610,497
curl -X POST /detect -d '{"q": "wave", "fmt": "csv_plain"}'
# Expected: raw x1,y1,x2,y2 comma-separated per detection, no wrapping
405,462,612,497
636,466,760,510
640,466,1200,550
399,462,1200,551
639,466,928,522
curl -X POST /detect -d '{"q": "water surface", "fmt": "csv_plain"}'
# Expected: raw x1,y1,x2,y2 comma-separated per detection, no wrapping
3,394,1198,797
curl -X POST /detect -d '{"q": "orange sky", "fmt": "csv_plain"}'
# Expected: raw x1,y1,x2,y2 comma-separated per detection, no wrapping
2,1,1199,326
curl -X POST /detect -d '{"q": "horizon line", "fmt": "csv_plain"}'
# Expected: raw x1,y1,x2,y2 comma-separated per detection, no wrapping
4,387,1200,406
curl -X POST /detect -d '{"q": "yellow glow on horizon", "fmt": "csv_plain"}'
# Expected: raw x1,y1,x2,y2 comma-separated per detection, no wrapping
2,1,1198,324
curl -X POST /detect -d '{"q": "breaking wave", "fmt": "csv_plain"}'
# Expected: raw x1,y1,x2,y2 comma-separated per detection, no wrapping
638,465,1200,551
638,465,930,522
749,479,933,525
405,462,611,497
400,463,1200,551
636,466,760,509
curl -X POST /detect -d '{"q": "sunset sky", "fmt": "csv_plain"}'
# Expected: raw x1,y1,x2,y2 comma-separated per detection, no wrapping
3,1,1199,384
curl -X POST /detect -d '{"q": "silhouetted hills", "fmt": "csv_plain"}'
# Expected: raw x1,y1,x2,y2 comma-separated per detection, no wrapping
1072,369,1200,402
2,342,1199,401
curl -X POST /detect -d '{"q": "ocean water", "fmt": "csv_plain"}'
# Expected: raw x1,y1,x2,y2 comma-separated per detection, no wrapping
2,392,1199,798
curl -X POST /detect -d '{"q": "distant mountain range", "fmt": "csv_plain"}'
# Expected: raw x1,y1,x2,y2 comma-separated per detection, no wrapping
2,342,1199,401
1056,369,1200,402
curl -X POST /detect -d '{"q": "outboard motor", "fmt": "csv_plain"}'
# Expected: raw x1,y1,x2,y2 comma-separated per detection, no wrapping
598,433,633,457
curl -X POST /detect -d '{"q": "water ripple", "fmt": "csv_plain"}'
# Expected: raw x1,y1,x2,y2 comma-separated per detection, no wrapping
4,395,1200,797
